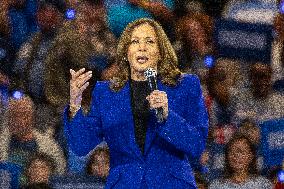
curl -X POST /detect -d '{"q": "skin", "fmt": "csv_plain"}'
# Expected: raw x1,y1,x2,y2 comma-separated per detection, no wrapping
128,23,168,118
228,139,253,184
90,152,110,178
36,6,62,32
127,23,160,81
10,0,26,8
8,97,34,142
70,23,169,119
28,159,50,184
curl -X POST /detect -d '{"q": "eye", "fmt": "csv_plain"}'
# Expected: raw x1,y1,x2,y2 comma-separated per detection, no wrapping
131,39,139,44
146,39,155,44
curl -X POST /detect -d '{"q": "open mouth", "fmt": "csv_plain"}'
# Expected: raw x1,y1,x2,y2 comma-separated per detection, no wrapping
136,56,149,64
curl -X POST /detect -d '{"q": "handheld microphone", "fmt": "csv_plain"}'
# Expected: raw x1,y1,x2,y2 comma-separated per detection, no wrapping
144,68,164,123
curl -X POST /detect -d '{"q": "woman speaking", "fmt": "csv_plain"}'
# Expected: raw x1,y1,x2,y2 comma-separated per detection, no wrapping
64,18,208,189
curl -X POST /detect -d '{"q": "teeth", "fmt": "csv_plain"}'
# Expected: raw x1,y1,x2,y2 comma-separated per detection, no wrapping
137,57,148,64
137,59,147,63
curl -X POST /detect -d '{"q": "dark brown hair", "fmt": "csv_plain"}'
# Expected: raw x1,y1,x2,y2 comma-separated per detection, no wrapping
109,18,182,92
223,133,258,179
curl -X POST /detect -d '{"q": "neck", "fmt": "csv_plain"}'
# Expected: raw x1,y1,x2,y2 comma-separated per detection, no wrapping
231,170,250,184
131,70,146,81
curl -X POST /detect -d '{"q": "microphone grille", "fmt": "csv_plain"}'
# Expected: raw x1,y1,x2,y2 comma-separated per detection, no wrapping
144,68,157,79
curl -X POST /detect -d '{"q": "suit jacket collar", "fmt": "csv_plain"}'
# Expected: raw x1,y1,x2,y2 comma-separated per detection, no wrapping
119,80,164,159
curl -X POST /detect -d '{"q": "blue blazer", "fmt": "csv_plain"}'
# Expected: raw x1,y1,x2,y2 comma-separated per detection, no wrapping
64,74,209,189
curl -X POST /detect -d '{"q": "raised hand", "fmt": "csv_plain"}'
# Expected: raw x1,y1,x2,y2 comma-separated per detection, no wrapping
69,68,92,117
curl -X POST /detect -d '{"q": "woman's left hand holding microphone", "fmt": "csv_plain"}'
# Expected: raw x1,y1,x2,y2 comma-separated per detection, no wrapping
146,90,169,120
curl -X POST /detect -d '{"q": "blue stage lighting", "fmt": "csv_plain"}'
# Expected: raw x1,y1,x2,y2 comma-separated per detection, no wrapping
204,55,214,68
12,91,23,99
280,1,284,14
278,170,284,182
65,8,76,20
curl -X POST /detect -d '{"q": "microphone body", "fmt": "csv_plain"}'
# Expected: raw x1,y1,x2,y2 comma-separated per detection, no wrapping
144,68,164,123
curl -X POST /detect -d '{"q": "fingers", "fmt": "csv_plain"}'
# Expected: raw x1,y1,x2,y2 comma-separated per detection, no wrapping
70,69,76,76
78,81,89,94
70,68,92,107
75,71,92,88
151,90,166,95
70,68,86,79
146,90,168,109
149,102,167,109
70,68,92,88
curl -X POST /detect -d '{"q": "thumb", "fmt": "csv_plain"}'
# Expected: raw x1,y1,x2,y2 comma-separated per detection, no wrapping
70,69,75,77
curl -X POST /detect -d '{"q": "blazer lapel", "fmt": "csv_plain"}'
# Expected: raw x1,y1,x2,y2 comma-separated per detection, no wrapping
144,80,166,155
120,80,167,158
144,113,158,155
121,81,144,160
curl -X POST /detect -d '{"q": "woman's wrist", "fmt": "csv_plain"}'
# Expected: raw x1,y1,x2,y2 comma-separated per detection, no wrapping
69,104,81,118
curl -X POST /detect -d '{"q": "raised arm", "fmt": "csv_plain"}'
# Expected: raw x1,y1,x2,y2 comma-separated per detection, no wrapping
63,68,104,156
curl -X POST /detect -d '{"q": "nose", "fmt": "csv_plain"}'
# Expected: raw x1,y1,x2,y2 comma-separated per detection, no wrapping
138,41,147,51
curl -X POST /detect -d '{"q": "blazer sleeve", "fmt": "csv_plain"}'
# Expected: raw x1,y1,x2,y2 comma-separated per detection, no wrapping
63,83,104,156
157,75,209,159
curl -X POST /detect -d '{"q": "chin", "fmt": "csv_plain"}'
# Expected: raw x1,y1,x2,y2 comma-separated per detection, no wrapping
133,65,149,73
135,63,156,71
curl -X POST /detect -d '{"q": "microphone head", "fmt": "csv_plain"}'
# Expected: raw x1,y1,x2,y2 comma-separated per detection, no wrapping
144,68,157,79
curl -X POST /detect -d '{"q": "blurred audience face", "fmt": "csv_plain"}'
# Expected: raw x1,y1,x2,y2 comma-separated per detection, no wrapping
208,62,230,105
37,5,62,32
0,72,9,86
88,3,106,33
176,14,213,56
7,96,34,140
127,23,160,79
10,0,26,9
228,138,253,174
66,0,79,7
197,184,207,189
250,63,272,98
88,150,110,178
27,159,51,184
74,4,94,37
185,18,208,56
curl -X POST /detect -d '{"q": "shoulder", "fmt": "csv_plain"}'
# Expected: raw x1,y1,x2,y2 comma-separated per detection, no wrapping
179,73,201,86
92,81,111,95
178,73,202,96
95,80,110,88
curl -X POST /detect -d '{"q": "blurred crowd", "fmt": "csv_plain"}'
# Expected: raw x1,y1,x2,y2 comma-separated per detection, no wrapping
0,0,283,188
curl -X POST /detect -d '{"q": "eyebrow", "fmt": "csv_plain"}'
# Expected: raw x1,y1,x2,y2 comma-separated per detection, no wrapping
131,37,155,40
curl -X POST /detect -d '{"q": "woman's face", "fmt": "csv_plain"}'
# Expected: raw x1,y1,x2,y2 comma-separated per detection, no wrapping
127,23,160,75
90,152,110,178
37,6,61,32
8,98,34,138
28,159,50,184
228,139,253,173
